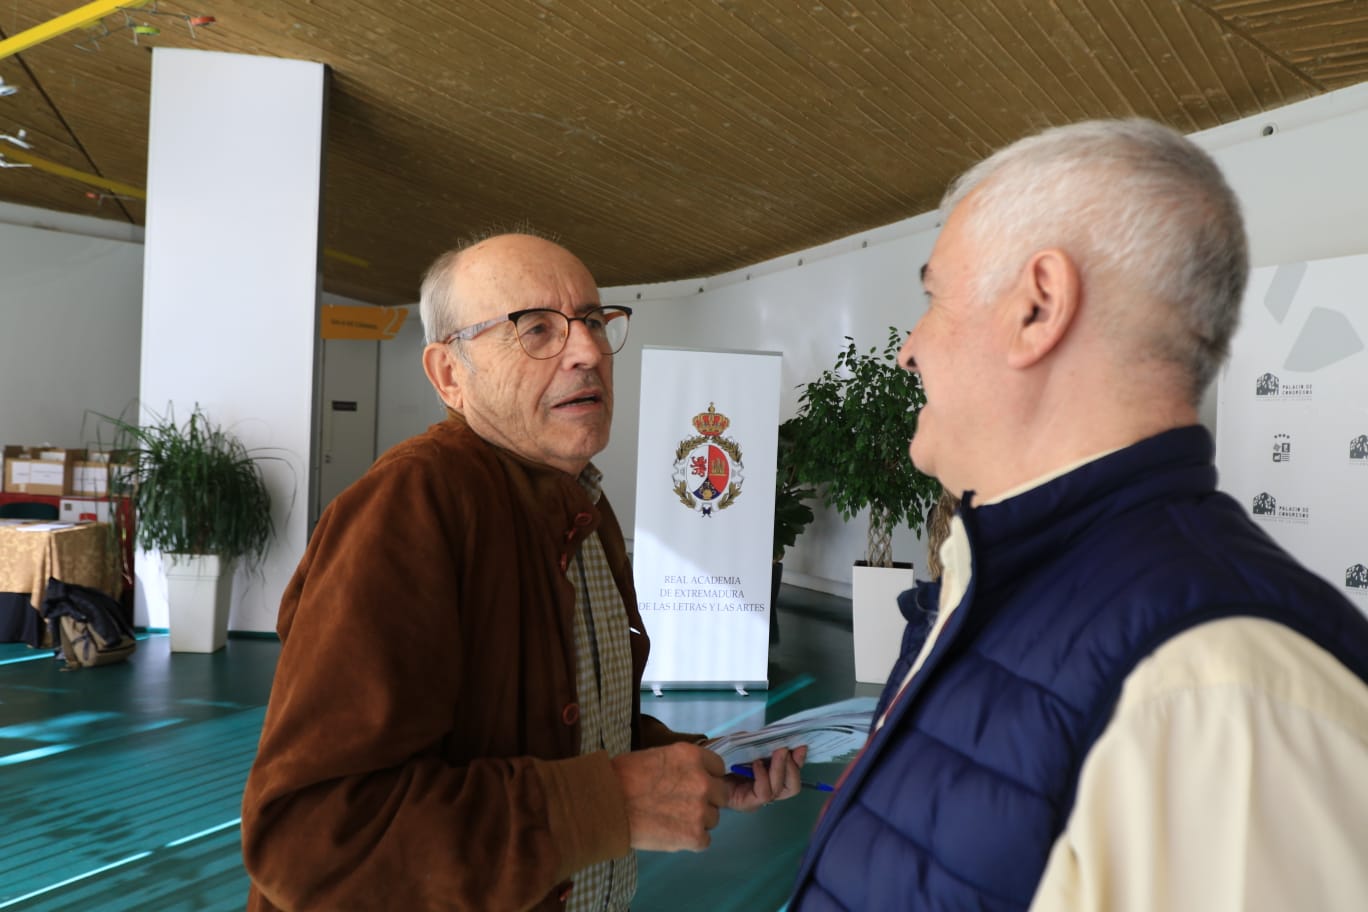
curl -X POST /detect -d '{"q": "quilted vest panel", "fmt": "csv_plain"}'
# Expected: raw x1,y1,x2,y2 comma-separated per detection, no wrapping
790,427,1368,911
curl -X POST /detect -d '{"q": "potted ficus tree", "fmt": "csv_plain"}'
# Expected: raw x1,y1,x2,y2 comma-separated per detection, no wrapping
785,327,941,681
102,405,277,653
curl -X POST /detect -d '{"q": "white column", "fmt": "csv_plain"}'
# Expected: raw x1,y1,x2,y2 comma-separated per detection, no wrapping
138,48,325,633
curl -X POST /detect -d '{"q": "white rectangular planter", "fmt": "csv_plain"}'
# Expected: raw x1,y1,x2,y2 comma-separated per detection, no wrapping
852,563,915,684
165,554,233,653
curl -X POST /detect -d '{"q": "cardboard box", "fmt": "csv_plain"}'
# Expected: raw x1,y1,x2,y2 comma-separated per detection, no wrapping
36,447,86,463
71,461,111,497
1,445,36,492
59,498,113,523
4,457,74,495
85,448,133,465
3,446,85,495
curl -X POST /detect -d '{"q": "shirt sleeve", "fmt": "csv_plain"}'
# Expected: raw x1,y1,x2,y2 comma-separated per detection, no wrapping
1030,617,1368,912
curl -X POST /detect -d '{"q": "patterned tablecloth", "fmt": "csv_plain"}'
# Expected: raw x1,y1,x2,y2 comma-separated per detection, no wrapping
0,521,121,634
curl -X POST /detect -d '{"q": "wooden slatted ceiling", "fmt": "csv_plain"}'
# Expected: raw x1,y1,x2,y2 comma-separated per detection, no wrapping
1207,0,1368,89
0,0,1362,306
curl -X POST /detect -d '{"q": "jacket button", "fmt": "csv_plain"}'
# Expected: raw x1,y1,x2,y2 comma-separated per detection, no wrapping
574,512,592,527
559,553,569,572
564,529,575,543
562,703,579,725
557,883,573,902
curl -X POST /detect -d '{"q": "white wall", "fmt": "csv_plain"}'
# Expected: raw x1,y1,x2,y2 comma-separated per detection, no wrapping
377,305,446,456
137,49,326,633
602,82,1368,597
0,217,142,445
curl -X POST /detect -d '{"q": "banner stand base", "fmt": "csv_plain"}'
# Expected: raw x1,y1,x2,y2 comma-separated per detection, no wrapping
642,680,770,696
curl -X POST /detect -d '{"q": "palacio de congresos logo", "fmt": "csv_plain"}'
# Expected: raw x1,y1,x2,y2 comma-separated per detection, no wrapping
1254,372,1312,400
1251,492,1310,524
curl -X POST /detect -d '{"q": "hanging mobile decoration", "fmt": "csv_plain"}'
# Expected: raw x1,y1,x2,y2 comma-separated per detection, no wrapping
0,128,33,166
0,128,30,149
85,189,141,207
75,2,215,52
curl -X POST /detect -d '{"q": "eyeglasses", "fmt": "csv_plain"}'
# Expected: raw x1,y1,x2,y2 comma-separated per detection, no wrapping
442,305,633,360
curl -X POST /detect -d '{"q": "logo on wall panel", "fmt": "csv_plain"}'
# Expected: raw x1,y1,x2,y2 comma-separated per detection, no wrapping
1347,564,1368,592
1272,433,1292,464
1251,492,1310,524
1351,434,1368,461
1254,371,1313,401
672,403,744,518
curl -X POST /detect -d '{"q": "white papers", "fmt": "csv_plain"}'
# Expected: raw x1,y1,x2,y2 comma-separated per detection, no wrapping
703,696,876,767
12,521,79,532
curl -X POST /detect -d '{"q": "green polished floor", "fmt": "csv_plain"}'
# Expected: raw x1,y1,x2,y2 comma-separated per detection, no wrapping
0,586,876,911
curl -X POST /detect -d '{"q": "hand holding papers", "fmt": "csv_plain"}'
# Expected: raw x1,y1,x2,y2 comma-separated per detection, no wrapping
721,745,809,811
729,761,834,792
702,696,877,768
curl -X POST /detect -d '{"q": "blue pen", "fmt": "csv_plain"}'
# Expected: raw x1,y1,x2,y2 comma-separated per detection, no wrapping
730,762,834,793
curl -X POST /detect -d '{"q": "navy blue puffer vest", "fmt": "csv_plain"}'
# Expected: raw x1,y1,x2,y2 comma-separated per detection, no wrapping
789,426,1368,911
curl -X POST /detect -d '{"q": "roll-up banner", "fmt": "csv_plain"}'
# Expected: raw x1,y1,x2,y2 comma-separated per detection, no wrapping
1215,255,1368,616
632,347,782,690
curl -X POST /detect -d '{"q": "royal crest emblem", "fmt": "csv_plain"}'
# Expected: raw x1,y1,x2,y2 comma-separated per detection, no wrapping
672,403,744,517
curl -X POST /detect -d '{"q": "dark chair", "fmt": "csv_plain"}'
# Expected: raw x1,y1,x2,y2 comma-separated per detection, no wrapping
0,501,59,520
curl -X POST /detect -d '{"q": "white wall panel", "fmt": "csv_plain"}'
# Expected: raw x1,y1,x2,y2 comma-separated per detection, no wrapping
138,48,325,632
0,222,141,445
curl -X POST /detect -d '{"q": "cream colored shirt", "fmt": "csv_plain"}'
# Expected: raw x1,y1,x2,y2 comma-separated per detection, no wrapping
887,457,1368,911
1030,617,1368,911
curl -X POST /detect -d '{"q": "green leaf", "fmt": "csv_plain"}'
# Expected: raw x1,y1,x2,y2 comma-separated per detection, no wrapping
784,327,941,565
89,404,283,568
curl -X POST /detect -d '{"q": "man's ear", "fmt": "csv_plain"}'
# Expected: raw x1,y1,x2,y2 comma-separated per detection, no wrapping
422,343,465,410
1007,248,1080,369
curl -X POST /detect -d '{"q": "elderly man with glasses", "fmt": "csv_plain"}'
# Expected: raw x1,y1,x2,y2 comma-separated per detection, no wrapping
242,233,806,912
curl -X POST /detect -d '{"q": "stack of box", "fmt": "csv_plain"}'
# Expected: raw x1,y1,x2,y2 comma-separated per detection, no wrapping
2,446,135,521
1,446,84,496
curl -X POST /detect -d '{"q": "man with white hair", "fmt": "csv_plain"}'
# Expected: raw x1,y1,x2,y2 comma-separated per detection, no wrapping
243,233,806,911
788,119,1368,911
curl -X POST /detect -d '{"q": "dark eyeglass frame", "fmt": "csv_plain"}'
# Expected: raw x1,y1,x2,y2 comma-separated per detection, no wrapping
441,305,634,360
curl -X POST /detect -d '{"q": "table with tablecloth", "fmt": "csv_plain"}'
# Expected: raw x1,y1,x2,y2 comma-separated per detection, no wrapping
0,521,122,647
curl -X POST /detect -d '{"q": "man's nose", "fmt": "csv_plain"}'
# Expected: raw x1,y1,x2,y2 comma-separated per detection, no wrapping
561,317,603,367
898,330,917,372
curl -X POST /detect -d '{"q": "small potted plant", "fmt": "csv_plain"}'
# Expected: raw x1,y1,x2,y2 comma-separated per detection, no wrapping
785,328,941,681
102,405,277,653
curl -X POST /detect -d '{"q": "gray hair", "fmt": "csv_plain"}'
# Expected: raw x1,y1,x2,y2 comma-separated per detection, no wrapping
417,223,553,369
418,246,477,370
943,118,1248,401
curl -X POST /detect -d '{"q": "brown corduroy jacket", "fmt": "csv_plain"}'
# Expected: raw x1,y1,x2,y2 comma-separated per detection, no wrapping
242,414,689,911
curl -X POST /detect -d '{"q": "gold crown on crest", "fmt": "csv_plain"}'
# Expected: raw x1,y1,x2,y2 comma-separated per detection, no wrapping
692,403,730,437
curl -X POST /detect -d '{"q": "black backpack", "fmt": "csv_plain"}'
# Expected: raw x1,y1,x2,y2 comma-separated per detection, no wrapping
41,577,137,670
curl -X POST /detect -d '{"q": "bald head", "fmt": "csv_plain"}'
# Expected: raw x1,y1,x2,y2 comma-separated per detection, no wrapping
419,233,593,345
418,232,615,475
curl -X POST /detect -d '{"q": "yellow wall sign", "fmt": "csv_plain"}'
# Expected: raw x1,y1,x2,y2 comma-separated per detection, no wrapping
321,305,408,340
